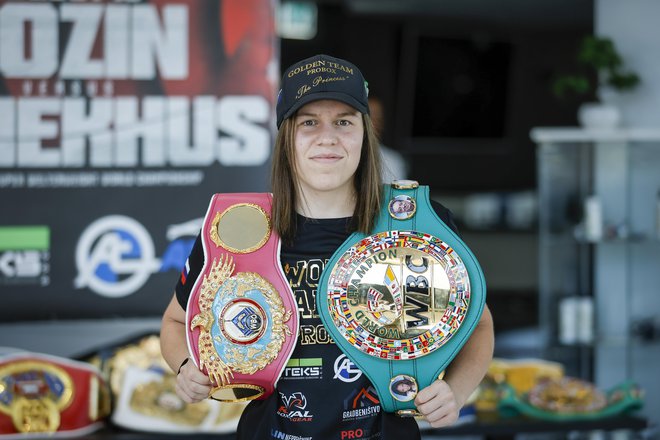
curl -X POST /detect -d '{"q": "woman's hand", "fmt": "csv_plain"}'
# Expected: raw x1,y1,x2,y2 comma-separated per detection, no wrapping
414,379,461,428
416,306,494,427
175,359,213,404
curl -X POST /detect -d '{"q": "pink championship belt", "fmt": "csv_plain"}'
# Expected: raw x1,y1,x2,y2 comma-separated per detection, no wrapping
0,352,111,437
185,193,298,402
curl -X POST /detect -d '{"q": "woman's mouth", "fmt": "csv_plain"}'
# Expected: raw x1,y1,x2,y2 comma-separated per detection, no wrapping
311,153,343,162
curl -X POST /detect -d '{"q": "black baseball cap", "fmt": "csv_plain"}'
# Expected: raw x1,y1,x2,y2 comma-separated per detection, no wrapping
276,54,369,128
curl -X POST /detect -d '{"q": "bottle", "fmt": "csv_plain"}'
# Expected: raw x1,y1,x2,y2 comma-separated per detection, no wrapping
559,296,578,345
584,195,603,242
656,190,660,240
576,296,594,344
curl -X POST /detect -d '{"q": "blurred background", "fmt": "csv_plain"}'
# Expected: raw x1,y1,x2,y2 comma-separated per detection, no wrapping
1,0,659,437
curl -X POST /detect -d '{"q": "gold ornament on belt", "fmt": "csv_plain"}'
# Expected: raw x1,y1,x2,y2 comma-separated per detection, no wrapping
190,254,293,389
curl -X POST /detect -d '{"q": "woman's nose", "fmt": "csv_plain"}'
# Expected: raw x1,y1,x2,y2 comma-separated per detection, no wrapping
317,125,338,145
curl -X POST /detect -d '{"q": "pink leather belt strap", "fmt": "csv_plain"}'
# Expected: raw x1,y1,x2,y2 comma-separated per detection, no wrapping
186,193,298,402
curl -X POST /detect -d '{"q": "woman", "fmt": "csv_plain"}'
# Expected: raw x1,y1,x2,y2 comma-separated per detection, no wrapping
161,54,494,439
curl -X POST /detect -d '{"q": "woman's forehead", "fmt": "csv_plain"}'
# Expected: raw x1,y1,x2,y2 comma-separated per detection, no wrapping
296,99,360,116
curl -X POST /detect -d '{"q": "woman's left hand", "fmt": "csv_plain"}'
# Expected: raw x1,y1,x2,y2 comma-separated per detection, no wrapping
414,379,461,428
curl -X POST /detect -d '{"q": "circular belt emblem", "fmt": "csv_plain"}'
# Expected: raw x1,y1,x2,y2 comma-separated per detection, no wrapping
325,230,470,360
390,374,418,402
190,256,293,400
388,195,416,220
220,298,267,345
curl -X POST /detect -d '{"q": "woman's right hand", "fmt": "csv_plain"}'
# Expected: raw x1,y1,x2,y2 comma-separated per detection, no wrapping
175,359,213,403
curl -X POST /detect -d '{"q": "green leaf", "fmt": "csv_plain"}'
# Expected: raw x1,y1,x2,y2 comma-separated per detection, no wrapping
553,75,591,99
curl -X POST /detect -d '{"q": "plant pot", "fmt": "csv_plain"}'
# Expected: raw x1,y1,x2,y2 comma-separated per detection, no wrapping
578,102,621,129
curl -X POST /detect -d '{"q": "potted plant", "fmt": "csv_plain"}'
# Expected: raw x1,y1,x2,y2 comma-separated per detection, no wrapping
553,35,641,128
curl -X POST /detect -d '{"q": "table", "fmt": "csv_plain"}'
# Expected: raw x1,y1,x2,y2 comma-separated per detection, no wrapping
421,414,650,440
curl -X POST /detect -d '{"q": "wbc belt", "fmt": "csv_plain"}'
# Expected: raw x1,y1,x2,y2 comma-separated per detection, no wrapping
318,181,486,415
0,352,111,437
186,193,298,403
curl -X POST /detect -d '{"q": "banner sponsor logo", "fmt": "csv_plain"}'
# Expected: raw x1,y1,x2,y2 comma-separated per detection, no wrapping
74,215,195,298
0,226,50,286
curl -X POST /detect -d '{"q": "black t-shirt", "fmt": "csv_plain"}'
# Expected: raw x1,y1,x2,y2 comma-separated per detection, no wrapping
175,200,458,440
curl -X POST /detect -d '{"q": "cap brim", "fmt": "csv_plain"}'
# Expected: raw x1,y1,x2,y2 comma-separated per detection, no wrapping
278,92,369,127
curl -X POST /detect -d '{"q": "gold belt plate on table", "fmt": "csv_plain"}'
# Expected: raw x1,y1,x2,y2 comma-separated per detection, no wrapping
0,360,73,433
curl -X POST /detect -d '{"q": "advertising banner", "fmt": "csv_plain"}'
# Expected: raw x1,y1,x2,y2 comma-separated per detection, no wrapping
0,0,278,321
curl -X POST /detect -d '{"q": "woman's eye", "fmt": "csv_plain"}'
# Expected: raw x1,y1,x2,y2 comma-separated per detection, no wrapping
301,119,316,126
337,119,351,126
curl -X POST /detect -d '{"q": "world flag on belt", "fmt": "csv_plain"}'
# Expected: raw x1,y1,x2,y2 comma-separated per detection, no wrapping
384,265,403,312
367,287,383,312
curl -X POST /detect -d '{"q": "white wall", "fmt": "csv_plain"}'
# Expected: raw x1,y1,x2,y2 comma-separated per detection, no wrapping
596,0,660,128
595,0,660,425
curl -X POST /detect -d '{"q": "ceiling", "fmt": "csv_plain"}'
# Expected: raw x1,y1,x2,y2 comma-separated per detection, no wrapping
331,0,593,29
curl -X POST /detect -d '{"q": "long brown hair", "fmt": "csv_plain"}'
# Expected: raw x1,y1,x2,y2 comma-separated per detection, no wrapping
271,113,383,243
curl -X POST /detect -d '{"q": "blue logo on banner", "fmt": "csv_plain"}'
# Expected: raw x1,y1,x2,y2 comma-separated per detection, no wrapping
75,215,197,298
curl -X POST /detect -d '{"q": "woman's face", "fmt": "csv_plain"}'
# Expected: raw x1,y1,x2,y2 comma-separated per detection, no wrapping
396,382,412,393
392,199,413,213
293,99,364,198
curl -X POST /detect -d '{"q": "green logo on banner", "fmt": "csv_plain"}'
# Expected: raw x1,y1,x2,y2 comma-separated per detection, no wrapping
0,226,50,286
0,226,50,251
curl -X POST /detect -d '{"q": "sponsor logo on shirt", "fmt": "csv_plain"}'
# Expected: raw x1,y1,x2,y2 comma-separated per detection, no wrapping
277,392,314,422
281,358,323,380
340,428,381,440
333,354,362,382
342,386,380,422
270,429,312,440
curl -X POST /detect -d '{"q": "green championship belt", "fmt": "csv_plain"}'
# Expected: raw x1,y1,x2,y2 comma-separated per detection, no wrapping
498,378,644,421
318,181,486,415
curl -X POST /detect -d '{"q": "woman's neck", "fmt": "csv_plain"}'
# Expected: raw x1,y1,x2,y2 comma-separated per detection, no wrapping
296,186,356,219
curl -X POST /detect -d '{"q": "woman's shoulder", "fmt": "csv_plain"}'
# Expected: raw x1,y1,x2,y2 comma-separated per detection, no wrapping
429,198,460,235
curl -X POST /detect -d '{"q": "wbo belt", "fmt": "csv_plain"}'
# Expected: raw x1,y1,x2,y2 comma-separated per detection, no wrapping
0,352,111,437
186,193,298,403
318,181,486,415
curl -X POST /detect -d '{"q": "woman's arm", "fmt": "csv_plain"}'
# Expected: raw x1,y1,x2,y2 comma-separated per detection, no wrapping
160,293,212,403
415,305,494,427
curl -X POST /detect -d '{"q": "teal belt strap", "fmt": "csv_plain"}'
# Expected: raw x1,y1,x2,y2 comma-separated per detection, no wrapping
318,183,487,414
